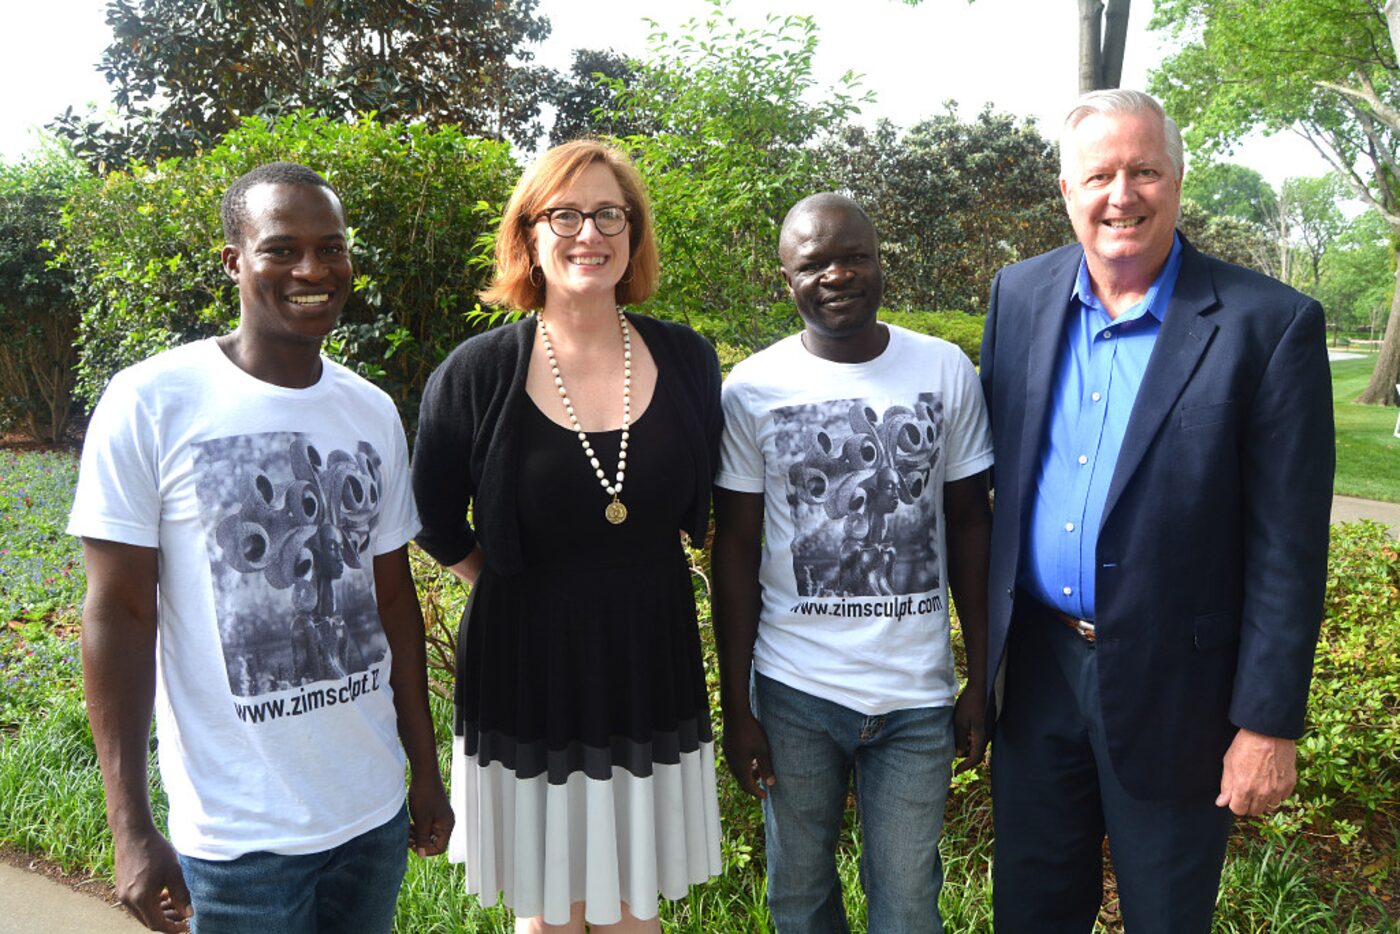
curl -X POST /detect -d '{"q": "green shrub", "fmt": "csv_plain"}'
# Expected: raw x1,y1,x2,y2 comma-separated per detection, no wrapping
1262,522,1399,887
881,309,986,364
0,150,87,442
61,113,517,428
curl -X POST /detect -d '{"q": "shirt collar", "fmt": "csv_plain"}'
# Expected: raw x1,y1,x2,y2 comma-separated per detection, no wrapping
1072,232,1184,324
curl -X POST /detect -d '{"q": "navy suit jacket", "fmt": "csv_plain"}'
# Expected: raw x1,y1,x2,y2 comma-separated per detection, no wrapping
980,236,1334,800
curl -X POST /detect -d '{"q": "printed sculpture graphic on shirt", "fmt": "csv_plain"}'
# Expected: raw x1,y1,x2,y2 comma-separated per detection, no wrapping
784,398,943,597
193,433,390,698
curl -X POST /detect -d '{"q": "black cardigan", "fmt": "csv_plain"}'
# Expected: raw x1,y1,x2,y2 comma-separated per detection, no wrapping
412,312,723,576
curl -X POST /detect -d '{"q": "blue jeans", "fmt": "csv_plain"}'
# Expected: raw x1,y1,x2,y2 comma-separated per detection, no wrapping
177,804,409,934
753,672,955,934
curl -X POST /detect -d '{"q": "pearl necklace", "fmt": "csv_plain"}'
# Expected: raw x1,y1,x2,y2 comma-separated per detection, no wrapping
537,308,631,525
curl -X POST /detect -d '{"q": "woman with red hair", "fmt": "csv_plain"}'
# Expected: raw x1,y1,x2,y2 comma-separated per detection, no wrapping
412,140,723,932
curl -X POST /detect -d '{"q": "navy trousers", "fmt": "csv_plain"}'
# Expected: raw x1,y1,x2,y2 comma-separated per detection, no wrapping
990,597,1234,933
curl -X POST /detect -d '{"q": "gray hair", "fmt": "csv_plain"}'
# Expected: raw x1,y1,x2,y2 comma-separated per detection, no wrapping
1059,89,1184,179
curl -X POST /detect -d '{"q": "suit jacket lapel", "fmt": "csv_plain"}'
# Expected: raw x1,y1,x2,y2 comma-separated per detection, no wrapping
1016,249,1080,514
1101,241,1221,524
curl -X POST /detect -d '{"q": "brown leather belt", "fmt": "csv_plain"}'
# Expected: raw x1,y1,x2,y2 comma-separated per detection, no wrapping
1054,610,1097,642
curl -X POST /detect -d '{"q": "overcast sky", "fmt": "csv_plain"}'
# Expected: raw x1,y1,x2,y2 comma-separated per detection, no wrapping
3,0,1328,185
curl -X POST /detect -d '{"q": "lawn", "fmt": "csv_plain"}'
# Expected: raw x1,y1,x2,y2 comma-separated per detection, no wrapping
1331,356,1400,502
1,448,1396,932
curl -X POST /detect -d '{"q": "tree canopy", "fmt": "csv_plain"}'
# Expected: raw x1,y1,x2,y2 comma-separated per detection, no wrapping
1151,0,1400,403
601,0,868,351
549,49,641,146
54,0,554,169
1182,162,1279,229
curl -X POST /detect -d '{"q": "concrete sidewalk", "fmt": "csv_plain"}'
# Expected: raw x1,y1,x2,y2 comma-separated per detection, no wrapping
0,860,140,932
1332,494,1400,538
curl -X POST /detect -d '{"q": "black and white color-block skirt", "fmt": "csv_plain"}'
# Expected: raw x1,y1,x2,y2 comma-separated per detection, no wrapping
448,549,722,925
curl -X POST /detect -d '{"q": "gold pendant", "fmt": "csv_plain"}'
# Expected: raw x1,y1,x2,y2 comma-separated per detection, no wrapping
605,496,628,525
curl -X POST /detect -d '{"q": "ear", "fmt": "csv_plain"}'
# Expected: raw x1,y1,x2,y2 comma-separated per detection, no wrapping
780,267,795,297
221,244,241,283
1059,176,1071,205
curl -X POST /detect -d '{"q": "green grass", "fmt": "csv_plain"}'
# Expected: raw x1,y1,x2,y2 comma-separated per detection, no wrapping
1330,356,1400,502
1,449,1396,932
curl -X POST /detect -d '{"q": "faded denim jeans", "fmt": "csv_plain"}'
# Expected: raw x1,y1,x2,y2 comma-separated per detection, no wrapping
176,803,408,934
753,672,955,934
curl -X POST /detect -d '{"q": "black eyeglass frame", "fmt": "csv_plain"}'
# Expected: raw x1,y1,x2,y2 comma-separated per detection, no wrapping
531,205,632,238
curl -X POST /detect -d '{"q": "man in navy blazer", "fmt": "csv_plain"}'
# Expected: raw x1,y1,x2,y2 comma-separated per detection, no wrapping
980,89,1334,932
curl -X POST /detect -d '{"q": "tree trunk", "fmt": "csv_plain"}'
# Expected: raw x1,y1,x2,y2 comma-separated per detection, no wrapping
1101,0,1131,88
1386,0,1400,65
1079,0,1105,94
1078,0,1131,93
1356,250,1400,405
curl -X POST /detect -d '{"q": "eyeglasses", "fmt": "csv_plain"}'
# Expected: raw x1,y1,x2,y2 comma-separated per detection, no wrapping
533,205,630,238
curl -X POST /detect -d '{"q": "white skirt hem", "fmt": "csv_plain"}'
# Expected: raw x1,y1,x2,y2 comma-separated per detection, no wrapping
448,735,723,926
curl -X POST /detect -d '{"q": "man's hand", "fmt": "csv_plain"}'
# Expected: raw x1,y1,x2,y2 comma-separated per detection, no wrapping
952,685,988,774
1216,728,1297,816
408,773,454,857
722,713,776,799
113,826,192,933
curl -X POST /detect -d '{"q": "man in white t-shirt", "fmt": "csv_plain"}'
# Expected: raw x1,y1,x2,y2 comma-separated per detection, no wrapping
712,193,993,933
68,163,451,933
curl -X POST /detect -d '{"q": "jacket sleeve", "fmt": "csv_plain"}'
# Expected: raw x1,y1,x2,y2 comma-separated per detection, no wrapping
980,270,1004,493
1229,296,1334,738
411,350,479,568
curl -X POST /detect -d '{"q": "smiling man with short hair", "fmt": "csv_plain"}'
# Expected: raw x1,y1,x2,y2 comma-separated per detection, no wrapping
980,90,1334,932
712,192,994,933
70,162,451,933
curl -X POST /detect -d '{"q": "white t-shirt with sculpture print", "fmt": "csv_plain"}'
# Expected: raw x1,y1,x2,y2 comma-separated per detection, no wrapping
717,323,994,716
68,338,419,860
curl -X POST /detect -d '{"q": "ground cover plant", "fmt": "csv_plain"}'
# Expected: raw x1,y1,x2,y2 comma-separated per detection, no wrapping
1331,356,1400,503
0,451,83,626
0,449,1395,931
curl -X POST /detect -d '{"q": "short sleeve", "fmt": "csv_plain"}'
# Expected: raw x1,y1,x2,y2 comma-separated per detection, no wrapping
67,374,162,548
370,399,420,556
942,351,995,483
715,377,766,493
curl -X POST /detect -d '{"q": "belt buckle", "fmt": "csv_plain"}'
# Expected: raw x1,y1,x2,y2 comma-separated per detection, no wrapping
1054,609,1096,642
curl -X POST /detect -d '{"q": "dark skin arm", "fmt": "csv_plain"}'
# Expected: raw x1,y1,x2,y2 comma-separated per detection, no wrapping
710,489,776,798
374,546,453,857
943,470,992,773
80,538,191,933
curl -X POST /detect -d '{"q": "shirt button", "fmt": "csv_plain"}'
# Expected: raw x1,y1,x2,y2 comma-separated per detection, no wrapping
1063,586,1074,596
1091,392,1102,402
1103,331,1115,340
1064,522,1075,532
1078,454,1089,465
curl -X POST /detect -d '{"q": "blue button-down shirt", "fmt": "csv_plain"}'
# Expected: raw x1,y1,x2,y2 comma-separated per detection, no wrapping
1020,235,1184,620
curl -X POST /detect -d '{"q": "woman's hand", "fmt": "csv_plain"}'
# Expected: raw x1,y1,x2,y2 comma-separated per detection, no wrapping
448,548,484,586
